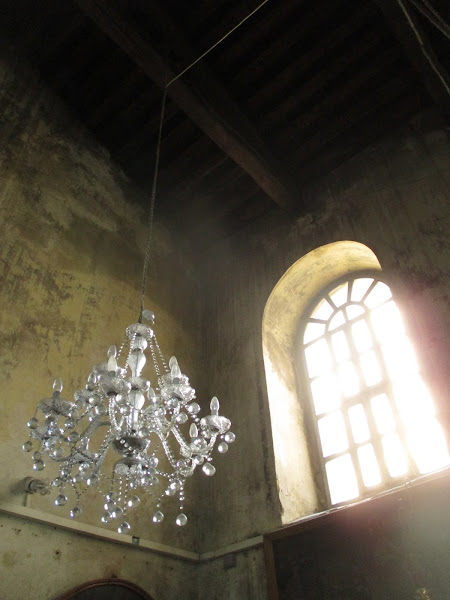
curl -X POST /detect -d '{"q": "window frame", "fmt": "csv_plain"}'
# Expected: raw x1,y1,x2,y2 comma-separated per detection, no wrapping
296,269,424,508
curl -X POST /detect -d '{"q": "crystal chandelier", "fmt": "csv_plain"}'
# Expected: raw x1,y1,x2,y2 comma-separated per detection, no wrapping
22,86,234,532
23,310,234,531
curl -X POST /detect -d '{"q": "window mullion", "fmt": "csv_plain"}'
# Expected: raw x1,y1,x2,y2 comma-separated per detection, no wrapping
341,320,367,494
327,316,364,497
366,315,419,479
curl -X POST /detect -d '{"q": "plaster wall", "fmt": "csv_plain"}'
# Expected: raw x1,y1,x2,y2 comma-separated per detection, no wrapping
198,110,450,556
0,40,203,598
0,513,197,600
197,548,269,600
1,31,450,600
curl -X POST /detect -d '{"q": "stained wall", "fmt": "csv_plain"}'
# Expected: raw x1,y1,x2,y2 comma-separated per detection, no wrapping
197,108,450,572
0,513,197,600
1,27,450,600
0,41,202,598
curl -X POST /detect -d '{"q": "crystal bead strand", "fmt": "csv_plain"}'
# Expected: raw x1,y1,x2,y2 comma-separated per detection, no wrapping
118,471,131,533
153,334,169,373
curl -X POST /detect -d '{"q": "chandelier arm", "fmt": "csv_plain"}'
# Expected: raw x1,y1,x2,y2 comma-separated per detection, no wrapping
171,425,191,455
160,436,178,469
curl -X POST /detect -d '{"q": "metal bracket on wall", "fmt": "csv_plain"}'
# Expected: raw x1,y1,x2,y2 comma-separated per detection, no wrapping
23,477,51,496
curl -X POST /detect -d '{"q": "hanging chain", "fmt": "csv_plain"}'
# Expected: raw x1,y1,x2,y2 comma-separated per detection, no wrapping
138,89,168,323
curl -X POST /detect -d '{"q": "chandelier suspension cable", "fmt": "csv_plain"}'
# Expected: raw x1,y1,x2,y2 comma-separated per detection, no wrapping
165,0,271,88
137,0,271,322
396,0,450,95
406,0,450,39
138,88,167,324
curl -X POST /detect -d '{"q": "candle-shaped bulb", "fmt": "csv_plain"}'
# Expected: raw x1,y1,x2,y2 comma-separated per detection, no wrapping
107,345,117,371
169,356,181,379
210,396,220,415
53,378,63,393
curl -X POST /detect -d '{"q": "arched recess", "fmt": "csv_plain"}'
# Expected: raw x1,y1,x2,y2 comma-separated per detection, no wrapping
55,578,155,600
262,241,381,523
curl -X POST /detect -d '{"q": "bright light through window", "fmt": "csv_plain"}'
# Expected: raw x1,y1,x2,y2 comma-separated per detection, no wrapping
303,276,449,505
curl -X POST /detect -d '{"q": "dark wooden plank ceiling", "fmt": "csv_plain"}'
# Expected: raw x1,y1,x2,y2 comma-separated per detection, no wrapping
1,0,447,255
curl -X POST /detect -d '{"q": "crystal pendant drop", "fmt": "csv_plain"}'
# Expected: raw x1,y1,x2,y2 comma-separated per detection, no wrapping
118,521,131,534
175,513,188,527
127,495,141,509
86,474,99,487
202,462,216,476
33,460,45,471
187,402,200,415
224,432,236,443
152,510,164,523
218,441,229,453
69,506,82,519
22,441,33,452
111,506,123,519
54,494,68,506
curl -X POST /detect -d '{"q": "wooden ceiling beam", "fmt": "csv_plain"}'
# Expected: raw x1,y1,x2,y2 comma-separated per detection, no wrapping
247,4,378,116
260,28,388,133
86,67,146,129
75,0,295,209
374,0,450,116
285,88,425,211
293,76,417,172
275,47,400,149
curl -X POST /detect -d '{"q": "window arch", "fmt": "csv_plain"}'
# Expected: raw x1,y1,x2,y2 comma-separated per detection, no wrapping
263,241,449,524
301,272,449,506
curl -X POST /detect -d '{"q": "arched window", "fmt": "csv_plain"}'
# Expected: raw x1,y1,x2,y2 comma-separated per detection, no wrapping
301,272,449,506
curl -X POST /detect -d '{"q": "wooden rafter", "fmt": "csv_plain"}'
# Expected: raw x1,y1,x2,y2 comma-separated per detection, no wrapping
75,0,296,209
374,0,450,116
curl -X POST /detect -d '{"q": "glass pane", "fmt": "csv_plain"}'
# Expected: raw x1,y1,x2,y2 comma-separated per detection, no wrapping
325,454,359,504
371,300,404,344
318,412,348,457
329,283,348,308
351,278,374,302
382,433,408,477
337,361,360,398
305,338,332,378
348,404,370,443
406,419,450,474
381,335,419,381
365,281,392,308
351,320,373,352
331,330,350,362
371,394,396,434
346,304,365,320
328,310,345,331
311,374,341,415
312,298,334,321
303,321,326,344
392,377,435,426
358,444,382,487
360,350,383,387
